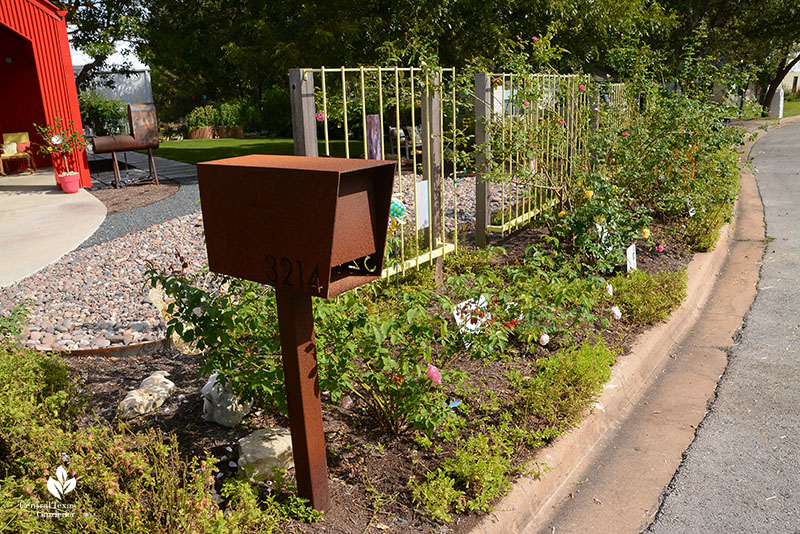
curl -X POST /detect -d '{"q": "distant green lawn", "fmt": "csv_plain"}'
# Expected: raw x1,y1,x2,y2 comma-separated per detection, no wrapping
151,138,365,165
783,99,800,117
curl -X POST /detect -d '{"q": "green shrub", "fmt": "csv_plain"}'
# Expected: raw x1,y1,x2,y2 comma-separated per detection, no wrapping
410,427,514,521
78,91,127,136
409,470,464,523
184,105,218,129
609,269,687,324
0,344,79,478
512,340,616,429
149,270,459,436
216,102,243,127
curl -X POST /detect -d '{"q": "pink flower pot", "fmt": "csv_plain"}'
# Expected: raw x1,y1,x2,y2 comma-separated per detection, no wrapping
59,173,81,194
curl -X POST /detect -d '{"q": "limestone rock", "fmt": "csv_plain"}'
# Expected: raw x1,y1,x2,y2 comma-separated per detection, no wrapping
237,427,294,479
201,373,252,427
118,371,176,419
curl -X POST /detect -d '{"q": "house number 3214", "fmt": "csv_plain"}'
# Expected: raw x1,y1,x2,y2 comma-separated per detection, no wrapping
265,254,320,290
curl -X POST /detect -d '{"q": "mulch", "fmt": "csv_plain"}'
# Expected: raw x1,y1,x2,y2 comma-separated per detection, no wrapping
87,158,180,216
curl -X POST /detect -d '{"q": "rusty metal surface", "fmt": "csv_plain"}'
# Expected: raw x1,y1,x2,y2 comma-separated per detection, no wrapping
197,154,395,299
275,289,330,510
91,103,159,154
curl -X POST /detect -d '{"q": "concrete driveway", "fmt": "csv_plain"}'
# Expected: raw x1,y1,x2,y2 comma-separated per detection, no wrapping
0,170,106,288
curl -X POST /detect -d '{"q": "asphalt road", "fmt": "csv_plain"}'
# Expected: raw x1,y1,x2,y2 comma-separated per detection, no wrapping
647,120,800,533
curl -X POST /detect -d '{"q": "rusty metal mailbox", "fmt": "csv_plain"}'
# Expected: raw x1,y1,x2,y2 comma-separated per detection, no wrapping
197,154,396,512
197,154,396,298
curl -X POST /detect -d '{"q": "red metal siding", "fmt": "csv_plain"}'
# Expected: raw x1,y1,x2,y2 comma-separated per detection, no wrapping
0,0,91,188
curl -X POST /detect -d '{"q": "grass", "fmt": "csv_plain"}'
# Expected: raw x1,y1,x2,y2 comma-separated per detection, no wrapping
150,138,365,165
783,99,800,118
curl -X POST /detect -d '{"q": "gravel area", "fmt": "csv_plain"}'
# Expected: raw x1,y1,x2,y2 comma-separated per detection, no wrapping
0,213,207,351
80,152,202,248
1,152,547,351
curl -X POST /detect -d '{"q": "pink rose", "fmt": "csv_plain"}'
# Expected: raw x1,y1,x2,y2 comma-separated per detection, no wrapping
427,363,442,385
532,36,539,42
523,101,530,107
657,244,665,252
623,131,630,138
539,333,550,346
315,112,325,122
579,84,586,92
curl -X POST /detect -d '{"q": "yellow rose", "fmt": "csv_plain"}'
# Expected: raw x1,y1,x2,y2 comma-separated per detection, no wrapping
642,228,651,239
558,210,567,218
584,190,594,199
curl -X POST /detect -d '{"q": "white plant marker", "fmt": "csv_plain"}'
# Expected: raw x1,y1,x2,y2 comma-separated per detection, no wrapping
415,180,430,230
626,244,637,272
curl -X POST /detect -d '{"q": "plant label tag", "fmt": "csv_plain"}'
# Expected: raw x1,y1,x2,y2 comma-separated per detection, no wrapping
595,223,607,242
453,295,490,340
688,205,696,217
416,180,430,230
626,244,637,272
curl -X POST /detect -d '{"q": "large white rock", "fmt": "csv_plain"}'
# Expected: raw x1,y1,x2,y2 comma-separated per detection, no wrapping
237,427,294,479
201,373,253,427
118,371,176,419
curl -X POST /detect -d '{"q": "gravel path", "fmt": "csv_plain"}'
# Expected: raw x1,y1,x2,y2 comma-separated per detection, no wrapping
0,213,207,351
81,152,201,248
1,151,546,351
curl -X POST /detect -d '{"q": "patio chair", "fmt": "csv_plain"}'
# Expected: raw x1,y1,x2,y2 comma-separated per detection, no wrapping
0,132,37,176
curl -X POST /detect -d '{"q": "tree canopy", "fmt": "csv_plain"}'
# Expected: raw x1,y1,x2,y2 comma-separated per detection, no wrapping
131,0,798,123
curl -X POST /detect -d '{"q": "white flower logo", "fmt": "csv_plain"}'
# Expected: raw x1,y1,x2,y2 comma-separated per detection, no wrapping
47,466,76,500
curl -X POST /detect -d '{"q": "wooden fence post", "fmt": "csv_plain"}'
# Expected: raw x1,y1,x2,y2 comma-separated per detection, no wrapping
290,68,319,157
365,114,382,160
422,71,443,283
474,71,491,248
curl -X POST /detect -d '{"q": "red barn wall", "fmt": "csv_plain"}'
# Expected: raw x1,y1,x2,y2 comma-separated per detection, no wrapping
0,0,91,188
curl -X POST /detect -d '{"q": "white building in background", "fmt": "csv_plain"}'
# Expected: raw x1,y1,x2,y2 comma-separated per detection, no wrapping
780,55,800,94
69,40,153,104
72,65,153,104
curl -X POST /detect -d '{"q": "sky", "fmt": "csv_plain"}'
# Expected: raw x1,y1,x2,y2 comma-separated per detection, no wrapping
68,40,148,70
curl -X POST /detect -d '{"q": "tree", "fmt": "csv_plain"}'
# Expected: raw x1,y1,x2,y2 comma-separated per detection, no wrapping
53,0,146,90
660,0,800,113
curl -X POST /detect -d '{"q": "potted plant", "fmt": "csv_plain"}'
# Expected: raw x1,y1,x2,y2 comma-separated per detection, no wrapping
216,102,244,138
185,105,217,139
33,114,88,193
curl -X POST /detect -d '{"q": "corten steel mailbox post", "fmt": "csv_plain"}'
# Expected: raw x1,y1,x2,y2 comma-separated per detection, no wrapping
197,154,396,511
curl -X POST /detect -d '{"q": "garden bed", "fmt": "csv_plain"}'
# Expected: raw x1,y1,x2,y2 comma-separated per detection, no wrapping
57,222,691,534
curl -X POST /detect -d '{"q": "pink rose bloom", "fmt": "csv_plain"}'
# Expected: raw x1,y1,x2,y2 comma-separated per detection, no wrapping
557,119,564,125
532,36,539,42
427,363,442,385
539,333,550,346
623,131,630,138
315,112,325,122
657,244,665,252
523,101,530,107
579,84,586,92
